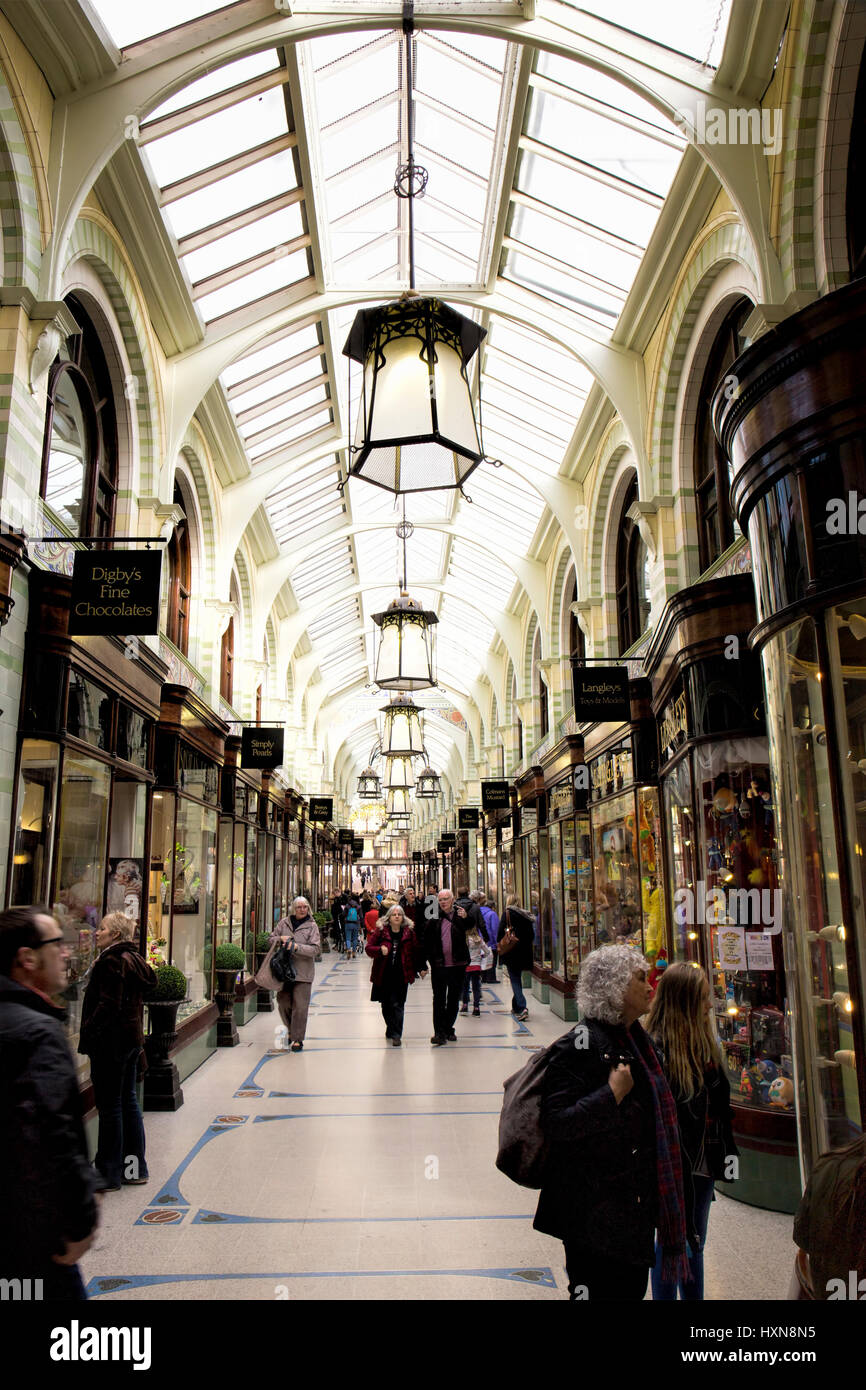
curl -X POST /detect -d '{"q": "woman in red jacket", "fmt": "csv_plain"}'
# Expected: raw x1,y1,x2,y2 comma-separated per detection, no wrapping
366,904,426,1046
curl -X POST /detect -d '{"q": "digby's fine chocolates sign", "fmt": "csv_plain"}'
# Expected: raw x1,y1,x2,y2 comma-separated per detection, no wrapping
68,550,162,636
240,727,284,769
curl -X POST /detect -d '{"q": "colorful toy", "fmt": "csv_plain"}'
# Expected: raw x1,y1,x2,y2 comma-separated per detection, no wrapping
768,1076,794,1108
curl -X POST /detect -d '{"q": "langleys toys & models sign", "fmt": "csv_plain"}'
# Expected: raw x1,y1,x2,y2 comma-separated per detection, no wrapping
571,666,630,722
68,550,162,636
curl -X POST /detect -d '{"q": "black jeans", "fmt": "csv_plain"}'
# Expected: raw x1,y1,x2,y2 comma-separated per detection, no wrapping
461,971,482,1007
89,1045,148,1186
431,965,466,1037
563,1242,649,1302
381,991,407,1038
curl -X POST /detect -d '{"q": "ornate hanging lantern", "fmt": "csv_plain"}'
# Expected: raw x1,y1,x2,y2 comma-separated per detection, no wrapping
373,592,438,690
357,764,382,799
386,787,412,817
415,764,442,798
341,6,487,497
384,754,415,791
381,694,424,757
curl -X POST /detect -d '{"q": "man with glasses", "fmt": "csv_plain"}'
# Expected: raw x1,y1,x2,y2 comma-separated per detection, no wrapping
0,906,101,1300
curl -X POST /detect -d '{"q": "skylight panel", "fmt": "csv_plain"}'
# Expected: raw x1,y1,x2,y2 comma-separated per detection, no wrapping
197,250,310,321
484,345,587,416
238,383,329,439
321,103,398,179
163,153,299,239
230,357,326,415
516,150,660,246
222,326,322,388
503,250,621,325
509,204,641,293
559,1,733,66
147,51,281,122
528,90,683,200
482,380,574,441
535,53,686,132
315,43,398,124
146,90,290,187
326,153,399,224
89,0,240,49
414,107,494,178
181,204,306,282
415,47,500,126
247,410,333,461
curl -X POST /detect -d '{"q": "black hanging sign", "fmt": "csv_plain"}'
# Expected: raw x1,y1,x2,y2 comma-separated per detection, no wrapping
436,840,448,853
308,797,333,823
352,838,365,853
412,851,424,862
481,780,509,810
68,550,162,636
338,828,355,845
439,832,456,847
458,808,480,829
240,727,284,769
572,665,631,722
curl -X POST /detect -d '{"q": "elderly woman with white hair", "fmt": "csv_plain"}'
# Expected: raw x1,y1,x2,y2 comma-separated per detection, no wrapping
533,944,688,1301
272,897,320,1052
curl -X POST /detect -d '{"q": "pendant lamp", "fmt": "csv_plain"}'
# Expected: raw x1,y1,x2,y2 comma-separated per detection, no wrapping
381,694,424,756
415,764,442,798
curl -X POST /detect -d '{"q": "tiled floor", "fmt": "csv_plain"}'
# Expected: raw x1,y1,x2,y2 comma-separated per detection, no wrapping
83,952,797,1300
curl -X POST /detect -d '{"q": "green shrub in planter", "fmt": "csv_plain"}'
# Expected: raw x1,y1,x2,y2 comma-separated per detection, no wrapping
151,963,188,1002
254,931,272,953
313,911,330,929
214,943,246,972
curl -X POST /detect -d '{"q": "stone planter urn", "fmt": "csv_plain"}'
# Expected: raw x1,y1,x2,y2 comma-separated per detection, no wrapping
143,1000,184,1112
214,968,240,1047
254,954,274,1013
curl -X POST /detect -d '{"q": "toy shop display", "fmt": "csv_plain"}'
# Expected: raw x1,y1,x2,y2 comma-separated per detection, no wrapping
589,738,666,961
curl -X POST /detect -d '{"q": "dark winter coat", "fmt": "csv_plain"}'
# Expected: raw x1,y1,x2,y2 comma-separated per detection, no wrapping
533,1019,659,1265
0,975,100,1268
418,908,470,969
366,923,424,997
667,1062,738,1249
398,896,420,928
79,940,156,1058
498,905,535,973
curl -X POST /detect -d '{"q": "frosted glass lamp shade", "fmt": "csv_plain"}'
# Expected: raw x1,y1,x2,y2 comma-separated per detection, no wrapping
415,765,441,798
343,298,486,494
384,755,415,791
386,787,412,817
381,695,424,756
372,594,438,691
357,766,382,799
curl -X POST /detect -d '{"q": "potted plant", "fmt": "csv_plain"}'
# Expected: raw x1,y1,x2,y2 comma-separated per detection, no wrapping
253,930,274,1013
214,942,245,1047
143,963,187,1112
314,910,331,956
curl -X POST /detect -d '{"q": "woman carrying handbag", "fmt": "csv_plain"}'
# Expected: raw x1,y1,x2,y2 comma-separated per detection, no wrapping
497,894,534,1021
257,897,319,1051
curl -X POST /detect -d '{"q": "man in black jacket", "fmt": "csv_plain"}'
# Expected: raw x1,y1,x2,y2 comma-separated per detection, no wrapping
417,889,470,1045
0,906,101,1300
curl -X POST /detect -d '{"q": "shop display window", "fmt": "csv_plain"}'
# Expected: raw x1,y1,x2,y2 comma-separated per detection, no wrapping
66,672,111,751
274,832,285,923
692,737,789,1114
150,792,217,1020
116,703,150,768
575,815,594,965
216,818,233,945
106,778,147,922
591,777,664,960
549,820,563,975
9,739,59,906
661,755,700,963
763,615,862,1157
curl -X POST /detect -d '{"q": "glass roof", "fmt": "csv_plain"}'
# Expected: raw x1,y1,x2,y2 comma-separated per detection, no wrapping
83,0,737,785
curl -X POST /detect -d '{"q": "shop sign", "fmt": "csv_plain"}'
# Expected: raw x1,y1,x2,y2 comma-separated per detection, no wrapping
659,690,688,762
240,727,284,769
440,833,456,847
338,829,355,845
436,839,449,853
572,665,630,722
68,550,162,636
308,797,333,823
353,838,365,853
550,781,574,820
458,808,480,829
590,743,634,800
412,851,424,862
481,779,510,810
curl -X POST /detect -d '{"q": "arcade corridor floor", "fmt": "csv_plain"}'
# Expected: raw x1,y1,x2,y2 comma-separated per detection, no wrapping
82,954,797,1301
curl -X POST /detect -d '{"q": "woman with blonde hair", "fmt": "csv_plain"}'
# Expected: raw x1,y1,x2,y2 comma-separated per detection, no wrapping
645,962,738,1300
79,912,156,1190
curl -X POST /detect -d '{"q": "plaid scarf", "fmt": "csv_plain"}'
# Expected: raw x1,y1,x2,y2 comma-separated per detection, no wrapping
628,1021,690,1284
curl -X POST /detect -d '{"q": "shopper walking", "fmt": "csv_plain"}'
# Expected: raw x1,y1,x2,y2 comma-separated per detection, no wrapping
497,893,534,1020
79,912,156,1190
343,893,362,958
475,890,500,981
418,889,470,1045
399,884,420,928
644,963,737,1300
0,906,101,1301
366,903,426,1046
273,897,320,1051
534,944,689,1302
459,920,491,1015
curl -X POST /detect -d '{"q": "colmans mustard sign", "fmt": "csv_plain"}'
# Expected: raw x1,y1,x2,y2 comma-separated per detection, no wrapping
68,550,162,636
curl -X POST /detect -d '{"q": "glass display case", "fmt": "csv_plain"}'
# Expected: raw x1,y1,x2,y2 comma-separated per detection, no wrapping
589,740,664,960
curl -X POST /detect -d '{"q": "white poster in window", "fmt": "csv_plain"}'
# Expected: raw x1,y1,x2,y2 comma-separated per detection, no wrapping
718,926,747,971
746,932,775,971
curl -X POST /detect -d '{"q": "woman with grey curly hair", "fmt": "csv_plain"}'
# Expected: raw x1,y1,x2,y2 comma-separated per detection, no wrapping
534,944,688,1301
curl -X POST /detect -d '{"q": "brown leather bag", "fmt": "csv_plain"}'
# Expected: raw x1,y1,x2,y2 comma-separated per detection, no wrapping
498,909,519,957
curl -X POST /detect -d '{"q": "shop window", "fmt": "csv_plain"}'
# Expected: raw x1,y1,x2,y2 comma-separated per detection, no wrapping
615,474,650,654
693,299,751,572
848,45,866,278
40,295,118,539
166,484,191,655
220,617,235,705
